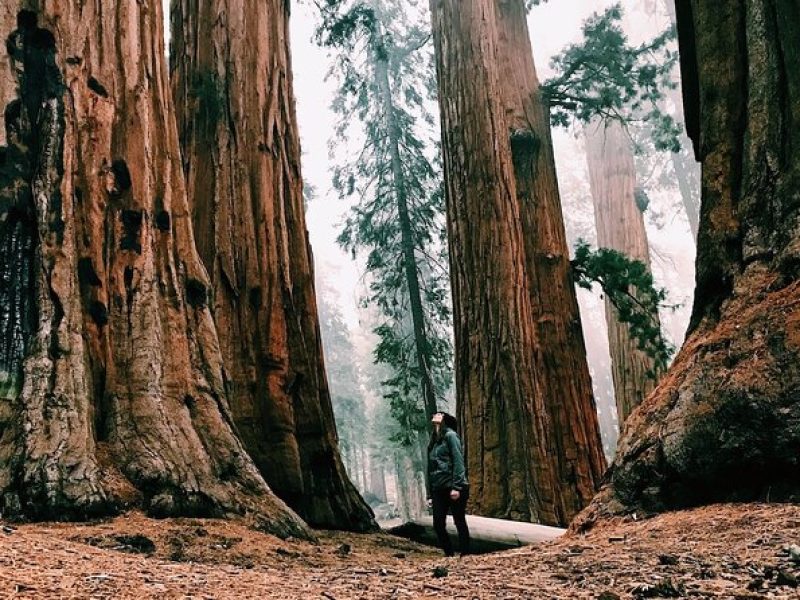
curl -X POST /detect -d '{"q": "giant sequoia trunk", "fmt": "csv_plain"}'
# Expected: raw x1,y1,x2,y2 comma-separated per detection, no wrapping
0,2,307,536
579,0,800,523
430,0,562,525
585,119,662,424
170,0,375,531
494,0,606,522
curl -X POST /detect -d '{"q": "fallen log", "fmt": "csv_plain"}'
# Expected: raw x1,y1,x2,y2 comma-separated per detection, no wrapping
387,514,565,553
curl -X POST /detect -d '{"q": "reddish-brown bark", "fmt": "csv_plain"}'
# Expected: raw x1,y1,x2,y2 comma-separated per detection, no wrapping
430,0,562,524
494,0,607,522
170,0,375,531
0,1,307,537
584,119,662,424
578,0,800,524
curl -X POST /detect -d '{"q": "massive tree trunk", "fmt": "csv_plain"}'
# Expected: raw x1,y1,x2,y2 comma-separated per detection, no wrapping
430,0,561,525
585,119,662,424
0,1,307,536
494,0,607,522
170,0,375,531
578,0,800,524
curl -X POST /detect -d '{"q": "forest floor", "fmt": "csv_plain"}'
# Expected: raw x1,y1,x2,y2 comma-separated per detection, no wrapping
0,503,798,599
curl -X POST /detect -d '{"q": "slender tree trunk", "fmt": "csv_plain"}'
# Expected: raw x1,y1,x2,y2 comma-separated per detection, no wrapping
392,455,404,518
346,446,357,491
0,1,307,536
579,0,800,524
398,447,427,519
394,453,416,520
362,447,369,493
349,446,359,489
494,0,607,522
585,119,662,423
430,0,561,524
377,68,438,423
360,445,369,494
369,454,387,503
373,20,439,425
671,149,700,239
658,0,701,240
355,446,363,492
170,0,375,531
414,428,433,498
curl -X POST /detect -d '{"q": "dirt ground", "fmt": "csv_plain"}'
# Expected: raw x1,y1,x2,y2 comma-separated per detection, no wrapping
0,503,798,599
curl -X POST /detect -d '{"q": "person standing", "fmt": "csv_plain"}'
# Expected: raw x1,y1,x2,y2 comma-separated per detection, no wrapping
427,412,470,556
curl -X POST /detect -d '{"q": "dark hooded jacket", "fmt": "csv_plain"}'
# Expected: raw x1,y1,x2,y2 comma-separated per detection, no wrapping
427,426,469,493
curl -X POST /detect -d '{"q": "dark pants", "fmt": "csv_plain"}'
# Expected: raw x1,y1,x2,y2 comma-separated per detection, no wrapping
431,487,470,556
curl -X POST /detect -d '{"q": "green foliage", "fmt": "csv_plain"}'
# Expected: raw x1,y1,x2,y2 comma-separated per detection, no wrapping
634,186,650,213
571,241,675,376
630,117,701,232
0,371,21,401
542,4,681,152
315,2,379,54
317,0,453,448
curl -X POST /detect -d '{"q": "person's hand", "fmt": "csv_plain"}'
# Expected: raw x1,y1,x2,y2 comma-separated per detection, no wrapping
426,498,433,509
449,489,460,501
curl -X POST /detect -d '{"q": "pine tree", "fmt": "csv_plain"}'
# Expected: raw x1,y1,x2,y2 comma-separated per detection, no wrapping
318,0,453,446
542,4,678,422
542,4,680,150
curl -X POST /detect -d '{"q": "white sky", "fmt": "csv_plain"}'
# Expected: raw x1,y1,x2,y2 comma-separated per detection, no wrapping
290,9,364,327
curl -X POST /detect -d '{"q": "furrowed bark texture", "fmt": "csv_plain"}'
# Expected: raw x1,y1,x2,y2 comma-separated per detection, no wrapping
578,0,800,524
494,0,607,523
430,0,560,524
170,0,375,531
0,1,308,537
585,119,661,424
